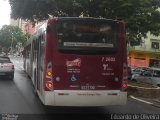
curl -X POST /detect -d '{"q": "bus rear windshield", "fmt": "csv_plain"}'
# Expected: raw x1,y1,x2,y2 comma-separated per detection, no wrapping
56,19,119,53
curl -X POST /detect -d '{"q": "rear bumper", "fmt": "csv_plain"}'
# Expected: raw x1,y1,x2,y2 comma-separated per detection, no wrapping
43,90,127,106
0,71,14,76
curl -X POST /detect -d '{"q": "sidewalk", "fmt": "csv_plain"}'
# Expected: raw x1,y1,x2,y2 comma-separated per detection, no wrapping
128,81,160,107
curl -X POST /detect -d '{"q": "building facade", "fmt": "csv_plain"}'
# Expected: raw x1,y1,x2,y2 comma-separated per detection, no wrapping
24,22,35,35
128,33,160,69
10,18,45,35
24,21,46,35
10,19,27,33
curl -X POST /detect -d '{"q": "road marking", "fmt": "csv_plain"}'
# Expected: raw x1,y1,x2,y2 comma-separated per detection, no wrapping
128,84,160,90
130,95,153,105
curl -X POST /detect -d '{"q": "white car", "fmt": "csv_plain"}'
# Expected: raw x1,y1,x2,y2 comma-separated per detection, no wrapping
131,67,148,80
0,56,14,80
134,67,160,87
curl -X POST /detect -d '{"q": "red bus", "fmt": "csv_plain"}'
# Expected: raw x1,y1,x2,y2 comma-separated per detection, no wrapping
23,17,128,106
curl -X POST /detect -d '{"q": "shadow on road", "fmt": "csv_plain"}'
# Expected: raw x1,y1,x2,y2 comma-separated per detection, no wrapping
41,106,109,120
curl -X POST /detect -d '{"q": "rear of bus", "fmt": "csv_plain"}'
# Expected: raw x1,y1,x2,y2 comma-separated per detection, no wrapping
44,17,127,106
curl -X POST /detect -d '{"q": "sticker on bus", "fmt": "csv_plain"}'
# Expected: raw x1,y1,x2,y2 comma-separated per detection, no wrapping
67,68,80,73
102,57,116,62
66,58,81,67
70,74,77,81
66,58,81,73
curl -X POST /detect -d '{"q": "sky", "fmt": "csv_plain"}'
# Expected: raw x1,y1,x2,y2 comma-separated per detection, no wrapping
0,0,11,28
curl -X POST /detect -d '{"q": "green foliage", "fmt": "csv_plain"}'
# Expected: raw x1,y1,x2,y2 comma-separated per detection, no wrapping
0,25,28,54
9,0,160,45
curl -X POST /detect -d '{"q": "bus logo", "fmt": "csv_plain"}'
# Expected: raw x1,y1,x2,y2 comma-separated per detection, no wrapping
66,58,81,67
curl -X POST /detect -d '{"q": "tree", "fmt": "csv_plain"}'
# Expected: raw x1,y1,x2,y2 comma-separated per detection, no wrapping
0,25,28,55
9,0,160,44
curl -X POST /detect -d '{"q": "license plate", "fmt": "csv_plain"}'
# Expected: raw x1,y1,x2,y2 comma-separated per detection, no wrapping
81,84,95,90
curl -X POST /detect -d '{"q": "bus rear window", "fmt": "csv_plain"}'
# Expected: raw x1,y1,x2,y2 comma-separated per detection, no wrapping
56,20,119,53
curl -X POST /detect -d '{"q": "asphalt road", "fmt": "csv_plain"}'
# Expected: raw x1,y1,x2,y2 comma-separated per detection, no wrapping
0,57,160,120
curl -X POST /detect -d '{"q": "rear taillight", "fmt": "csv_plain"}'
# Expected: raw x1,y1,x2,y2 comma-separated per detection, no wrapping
46,81,53,91
121,63,128,91
45,62,53,91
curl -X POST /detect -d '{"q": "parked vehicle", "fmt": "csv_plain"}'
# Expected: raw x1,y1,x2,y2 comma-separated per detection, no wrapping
132,67,148,74
0,56,14,80
131,67,148,81
134,67,160,87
